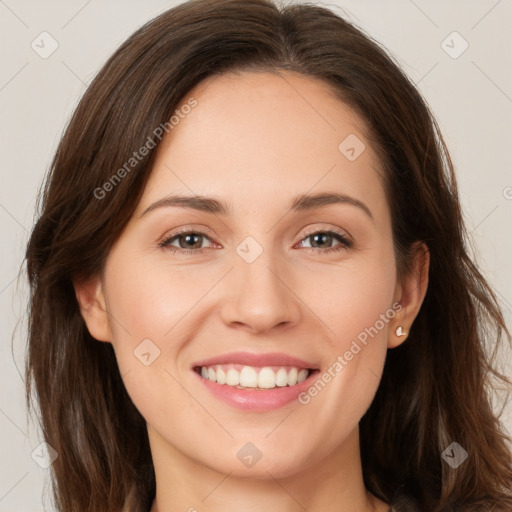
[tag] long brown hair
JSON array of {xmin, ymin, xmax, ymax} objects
[{"xmin": 24, "ymin": 0, "xmax": 512, "ymax": 510}]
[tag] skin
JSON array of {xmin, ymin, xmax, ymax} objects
[{"xmin": 75, "ymin": 70, "xmax": 429, "ymax": 512}]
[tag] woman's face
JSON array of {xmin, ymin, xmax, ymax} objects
[{"xmin": 79, "ymin": 70, "xmax": 422, "ymax": 480}]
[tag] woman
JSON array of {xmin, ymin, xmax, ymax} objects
[{"xmin": 24, "ymin": 0, "xmax": 512, "ymax": 511}]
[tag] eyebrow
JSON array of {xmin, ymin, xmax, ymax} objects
[{"xmin": 139, "ymin": 192, "xmax": 374, "ymax": 222}]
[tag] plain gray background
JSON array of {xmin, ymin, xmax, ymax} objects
[{"xmin": 1, "ymin": 0, "xmax": 511, "ymax": 510}]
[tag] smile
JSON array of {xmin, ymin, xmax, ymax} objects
[{"xmin": 194, "ymin": 364, "xmax": 312, "ymax": 390}]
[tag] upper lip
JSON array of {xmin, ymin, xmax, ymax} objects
[{"xmin": 192, "ymin": 351, "xmax": 319, "ymax": 370}]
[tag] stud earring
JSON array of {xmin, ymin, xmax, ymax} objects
[{"xmin": 395, "ymin": 326, "xmax": 406, "ymax": 337}]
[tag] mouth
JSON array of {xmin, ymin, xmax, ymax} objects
[
  {"xmin": 190, "ymin": 351, "xmax": 321, "ymax": 410},
  {"xmin": 193, "ymin": 364, "xmax": 319, "ymax": 390},
  {"xmin": 192, "ymin": 364, "xmax": 321, "ymax": 411},
  {"xmin": 191, "ymin": 351, "xmax": 320, "ymax": 389},
  {"xmin": 190, "ymin": 352, "xmax": 321, "ymax": 411}
]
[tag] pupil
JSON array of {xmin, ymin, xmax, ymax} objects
[
  {"xmin": 181, "ymin": 233, "xmax": 201, "ymax": 249},
  {"xmin": 312, "ymin": 233, "xmax": 331, "ymax": 248}
]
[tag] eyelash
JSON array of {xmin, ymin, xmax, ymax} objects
[{"xmin": 158, "ymin": 228, "xmax": 353, "ymax": 256}]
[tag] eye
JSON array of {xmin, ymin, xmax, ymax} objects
[
  {"xmin": 158, "ymin": 229, "xmax": 215, "ymax": 255},
  {"xmin": 297, "ymin": 229, "xmax": 353, "ymax": 254},
  {"xmin": 158, "ymin": 228, "xmax": 353, "ymax": 256}
]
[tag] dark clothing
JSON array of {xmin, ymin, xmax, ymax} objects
[{"xmin": 389, "ymin": 491, "xmax": 422, "ymax": 511}]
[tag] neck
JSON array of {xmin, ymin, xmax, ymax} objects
[{"xmin": 147, "ymin": 424, "xmax": 389, "ymax": 512}]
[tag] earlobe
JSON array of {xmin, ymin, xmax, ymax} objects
[
  {"xmin": 389, "ymin": 242, "xmax": 430, "ymax": 349},
  {"xmin": 73, "ymin": 274, "xmax": 112, "ymax": 342}
]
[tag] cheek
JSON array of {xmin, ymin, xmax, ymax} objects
[
  {"xmin": 297, "ymin": 250, "xmax": 396, "ymax": 420},
  {"xmin": 302, "ymin": 249, "xmax": 397, "ymax": 347},
  {"xmin": 101, "ymin": 260, "xmax": 197, "ymax": 429},
  {"xmin": 103, "ymin": 250, "xmax": 216, "ymax": 346},
  {"xmin": 100, "ymin": 250, "xmax": 228, "ymax": 413}
]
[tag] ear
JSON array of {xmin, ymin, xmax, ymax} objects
[
  {"xmin": 73, "ymin": 274, "xmax": 112, "ymax": 342},
  {"xmin": 389, "ymin": 241, "xmax": 430, "ymax": 348}
]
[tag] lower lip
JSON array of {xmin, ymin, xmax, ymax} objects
[{"xmin": 193, "ymin": 369, "xmax": 319, "ymax": 411}]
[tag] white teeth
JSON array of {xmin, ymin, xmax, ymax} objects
[
  {"xmin": 208, "ymin": 367, "xmax": 217, "ymax": 382},
  {"xmin": 216, "ymin": 367, "xmax": 226, "ymax": 385},
  {"xmin": 240, "ymin": 366, "xmax": 258, "ymax": 387},
  {"xmin": 297, "ymin": 369, "xmax": 309, "ymax": 383},
  {"xmin": 226, "ymin": 368, "xmax": 240, "ymax": 386},
  {"xmin": 198, "ymin": 365, "xmax": 311, "ymax": 389},
  {"xmin": 275, "ymin": 368, "xmax": 288, "ymax": 387},
  {"xmin": 258, "ymin": 367, "xmax": 276, "ymax": 389},
  {"xmin": 288, "ymin": 367, "xmax": 298, "ymax": 386}
]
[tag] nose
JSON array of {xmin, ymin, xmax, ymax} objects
[{"xmin": 218, "ymin": 246, "xmax": 302, "ymax": 334}]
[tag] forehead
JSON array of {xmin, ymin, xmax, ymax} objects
[{"xmin": 138, "ymin": 70, "xmax": 387, "ymax": 219}]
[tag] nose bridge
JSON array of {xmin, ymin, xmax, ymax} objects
[{"xmin": 219, "ymin": 233, "xmax": 300, "ymax": 332}]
